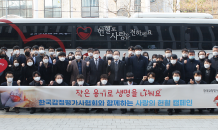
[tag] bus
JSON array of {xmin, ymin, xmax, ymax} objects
[{"xmin": 0, "ymin": 15, "xmax": 218, "ymax": 57}]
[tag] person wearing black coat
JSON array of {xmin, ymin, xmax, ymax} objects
[
  {"xmin": 122, "ymin": 46, "xmax": 135, "ymax": 73},
  {"xmin": 21, "ymin": 57, "xmax": 38, "ymax": 85},
  {"xmin": 103, "ymin": 49, "xmax": 114, "ymax": 63},
  {"xmin": 86, "ymin": 49, "xmax": 106, "ymax": 85},
  {"xmin": 163, "ymin": 54, "xmax": 185, "ymax": 81},
  {"xmin": 197, "ymin": 50, "xmax": 208, "ymax": 70},
  {"xmin": 211, "ymin": 72, "xmax": 218, "ymax": 84},
  {"xmin": 210, "ymin": 46, "xmax": 218, "ymax": 72},
  {"xmin": 9, "ymin": 58, "xmax": 22, "ymax": 83},
  {"xmin": 178, "ymin": 49, "xmax": 189, "ymax": 64},
  {"xmin": 163, "ymin": 48, "xmax": 172, "ymax": 65},
  {"xmin": 9, "ymin": 46, "xmax": 26, "ymax": 64},
  {"xmin": 147, "ymin": 55, "xmax": 166, "ymax": 83},
  {"xmin": 200, "ymin": 59, "xmax": 216, "ymax": 84},
  {"xmin": 106, "ymin": 50, "xmax": 125, "ymax": 85}
]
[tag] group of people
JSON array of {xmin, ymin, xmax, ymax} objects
[{"xmin": 1, "ymin": 44, "xmax": 218, "ymax": 115}]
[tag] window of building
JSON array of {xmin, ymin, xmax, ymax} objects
[
  {"xmin": 81, "ymin": 0, "xmax": 99, "ymax": 18},
  {"xmin": 0, "ymin": 0, "xmax": 33, "ymax": 18},
  {"xmin": 134, "ymin": 0, "xmax": 141, "ymax": 12},
  {"xmin": 44, "ymin": 0, "xmax": 62, "ymax": 18}
]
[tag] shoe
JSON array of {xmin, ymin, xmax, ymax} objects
[
  {"xmin": 168, "ymin": 111, "xmax": 173, "ymax": 115},
  {"xmin": 198, "ymin": 109, "xmax": 202, "ymax": 113},
  {"xmin": 175, "ymin": 109, "xmax": 180, "ymax": 114},
  {"xmin": 91, "ymin": 108, "xmax": 97, "ymax": 111},
  {"xmin": 96, "ymin": 108, "xmax": 103, "ymax": 113},
  {"xmin": 60, "ymin": 108, "xmax": 66, "ymax": 112},
  {"xmin": 74, "ymin": 108, "xmax": 79, "ymax": 113},
  {"xmin": 26, "ymin": 108, "xmax": 30, "ymax": 111},
  {"xmin": 144, "ymin": 109, "xmax": 149, "ymax": 113},
  {"xmin": 5, "ymin": 108, "xmax": 9, "ymax": 112},
  {"xmin": 130, "ymin": 109, "xmax": 134, "ymax": 113},
  {"xmin": 48, "ymin": 108, "xmax": 56, "ymax": 113},
  {"xmin": 190, "ymin": 109, "xmax": 194, "ymax": 114},
  {"xmin": 154, "ymin": 109, "xmax": 158, "ymax": 114},
  {"xmin": 15, "ymin": 108, "xmax": 20, "ymax": 113},
  {"xmin": 39, "ymin": 108, "xmax": 45, "ymax": 112},
  {"xmin": 85, "ymin": 109, "xmax": 89, "ymax": 113},
  {"xmin": 121, "ymin": 109, "xmax": 127, "ymax": 114},
  {"xmin": 30, "ymin": 108, "xmax": 36, "ymax": 114},
  {"xmin": 210, "ymin": 109, "xmax": 214, "ymax": 113},
  {"xmin": 108, "ymin": 109, "xmax": 112, "ymax": 113}
]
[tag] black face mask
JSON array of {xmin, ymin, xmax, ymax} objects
[
  {"xmin": 0, "ymin": 54, "xmax": 6, "ymax": 59},
  {"xmin": 25, "ymin": 51, "xmax": 30, "ymax": 56},
  {"xmin": 126, "ymin": 79, "xmax": 134, "ymax": 82},
  {"xmin": 157, "ymin": 61, "xmax": 162, "ymax": 64}
]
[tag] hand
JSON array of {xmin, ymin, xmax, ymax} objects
[
  {"xmin": 22, "ymin": 63, "xmax": 25, "ymax": 67},
  {"xmin": 104, "ymin": 54, "xmax": 106, "ymax": 57},
  {"xmin": 17, "ymin": 80, "xmax": 21, "ymax": 86},
  {"xmin": 83, "ymin": 55, "xmax": 86, "ymax": 60},
  {"xmin": 128, "ymin": 53, "xmax": 131, "ymax": 58},
  {"xmin": 180, "ymin": 57, "xmax": 183, "ymax": 61},
  {"xmin": 108, "ymin": 72, "xmax": 111, "ymax": 76},
  {"xmin": 72, "ymin": 81, "xmax": 76, "ymax": 86},
  {"xmin": 166, "ymin": 64, "xmax": 170, "ymax": 70},
  {"xmin": 165, "ymin": 77, "xmax": 169, "ymax": 81},
  {"xmin": 97, "ymin": 82, "xmax": 101, "ymax": 86},
  {"xmin": 184, "ymin": 60, "xmax": 187, "ymax": 64},
  {"xmin": 142, "ymin": 76, "xmax": 147, "ymax": 81},
  {"xmin": 123, "ymin": 53, "xmax": 126, "ymax": 57},
  {"xmin": 206, "ymin": 53, "xmax": 210, "ymax": 57},
  {"xmin": 108, "ymin": 60, "xmax": 111, "ymax": 65},
  {"xmin": 196, "ymin": 64, "xmax": 199, "ymax": 70},
  {"xmin": 39, "ymin": 61, "xmax": 43, "ymax": 67},
  {"xmin": 10, "ymin": 51, "xmax": 13, "ymax": 56},
  {"xmin": 69, "ymin": 61, "xmax": 72, "ymax": 65},
  {"xmin": 86, "ymin": 61, "xmax": 90, "ymax": 66},
  {"xmin": 153, "ymin": 63, "xmax": 156, "ymax": 68},
  {"xmin": 50, "ymin": 81, "xmax": 54, "ymax": 86},
  {"xmin": 190, "ymin": 79, "xmax": 194, "ymax": 84},
  {"xmin": 53, "ymin": 59, "xmax": 56, "ymax": 64},
  {"xmin": 8, "ymin": 65, "xmax": 12, "ymax": 67},
  {"xmin": 121, "ymin": 78, "xmax": 124, "ymax": 81},
  {"xmin": 40, "ymin": 80, "xmax": 43, "ymax": 85},
  {"xmin": 53, "ymin": 54, "xmax": 56, "ymax": 57}
]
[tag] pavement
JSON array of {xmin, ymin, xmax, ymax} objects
[{"xmin": 0, "ymin": 108, "xmax": 218, "ymax": 130}]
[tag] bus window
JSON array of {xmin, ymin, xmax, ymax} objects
[
  {"xmin": 0, "ymin": 25, "xmax": 19, "ymax": 40},
  {"xmin": 23, "ymin": 41, "xmax": 72, "ymax": 49},
  {"xmin": 200, "ymin": 26, "xmax": 212, "ymax": 41},
  {"xmin": 185, "ymin": 26, "xmax": 199, "ymax": 41},
  {"xmin": 0, "ymin": 41, "xmax": 19, "ymax": 48},
  {"xmin": 130, "ymin": 42, "xmax": 160, "ymax": 49},
  {"xmin": 211, "ymin": 26, "xmax": 218, "ymax": 41},
  {"xmin": 75, "ymin": 41, "xmax": 108, "ymax": 49}
]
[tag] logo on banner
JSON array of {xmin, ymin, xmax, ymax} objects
[
  {"xmin": 213, "ymin": 95, "xmax": 218, "ymax": 106},
  {"xmin": 0, "ymin": 59, "xmax": 8, "ymax": 73},
  {"xmin": 77, "ymin": 27, "xmax": 92, "ymax": 40}
]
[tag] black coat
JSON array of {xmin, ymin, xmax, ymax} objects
[
  {"xmin": 120, "ymin": 81, "xmax": 137, "ymax": 85},
  {"xmin": 1, "ymin": 81, "xmax": 18, "ymax": 86},
  {"xmin": 147, "ymin": 61, "xmax": 165, "ymax": 83},
  {"xmin": 74, "ymin": 82, "xmax": 89, "ymax": 86},
  {"xmin": 122, "ymin": 57, "xmax": 132, "ymax": 74},
  {"xmin": 188, "ymin": 79, "xmax": 207, "ymax": 84},
  {"xmin": 163, "ymin": 62, "xmax": 185, "ymax": 80},
  {"xmin": 139, "ymin": 80, "xmax": 159, "ymax": 85},
  {"xmin": 210, "ymin": 56, "xmax": 218, "ymax": 72},
  {"xmin": 163, "ymin": 57, "xmax": 170, "ymax": 65},
  {"xmin": 87, "ymin": 59, "xmax": 106, "ymax": 85},
  {"xmin": 178, "ymin": 56, "xmax": 189, "ymax": 64},
  {"xmin": 162, "ymin": 79, "xmax": 186, "ymax": 85},
  {"xmin": 9, "ymin": 54, "xmax": 26, "ymax": 64},
  {"xmin": 200, "ymin": 67, "xmax": 216, "ymax": 84},
  {"xmin": 53, "ymin": 60, "xmax": 71, "ymax": 84},
  {"xmin": 184, "ymin": 59, "xmax": 200, "ymax": 82},
  {"xmin": 211, "ymin": 80, "xmax": 218, "ymax": 84},
  {"xmin": 106, "ymin": 60, "xmax": 125, "ymax": 84},
  {"xmin": 39, "ymin": 63, "xmax": 53, "ymax": 84},
  {"xmin": 51, "ymin": 81, "xmax": 68, "ymax": 86},
  {"xmin": 29, "ymin": 80, "xmax": 46, "ymax": 86},
  {"xmin": 21, "ymin": 65, "xmax": 38, "ymax": 85},
  {"xmin": 9, "ymin": 66, "xmax": 22, "ymax": 82}
]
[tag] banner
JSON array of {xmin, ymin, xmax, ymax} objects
[{"xmin": 1, "ymin": 85, "xmax": 218, "ymax": 108}]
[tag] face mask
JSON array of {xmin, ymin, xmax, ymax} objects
[
  {"xmin": 14, "ymin": 63, "xmax": 19, "ymax": 67},
  {"xmin": 93, "ymin": 54, "xmax": 99, "ymax": 59},
  {"xmin": 171, "ymin": 60, "xmax": 177, "ymax": 64},
  {"xmin": 195, "ymin": 76, "xmax": 201, "ymax": 81},
  {"xmin": 14, "ymin": 50, "xmax": 20, "ymax": 55},
  {"xmin": 189, "ymin": 56, "xmax": 195, "ymax": 60},
  {"xmin": 27, "ymin": 62, "xmax": 33, "ymax": 66},
  {"xmin": 216, "ymin": 78, "xmax": 218, "ymax": 82},
  {"xmin": 34, "ymin": 77, "xmax": 41, "ymax": 81},
  {"xmin": 152, "ymin": 59, "xmax": 156, "ymax": 61},
  {"xmin": 113, "ymin": 55, "xmax": 119, "ymax": 60},
  {"xmin": 43, "ymin": 59, "xmax": 48, "ymax": 63},
  {"xmin": 126, "ymin": 79, "xmax": 133, "ymax": 82},
  {"xmin": 148, "ymin": 78, "xmax": 154, "ymax": 83},
  {"xmin": 101, "ymin": 80, "xmax": 107, "ymax": 85},
  {"xmin": 59, "ymin": 57, "xmax": 65, "ymax": 61},
  {"xmin": 49, "ymin": 52, "xmax": 54, "ymax": 56},
  {"xmin": 173, "ymin": 77, "xmax": 180, "ymax": 82},
  {"xmin": 88, "ymin": 53, "xmax": 93, "ymax": 57},
  {"xmin": 7, "ymin": 78, "xmax": 13, "ymax": 83},
  {"xmin": 135, "ymin": 51, "xmax": 141, "ymax": 55},
  {"xmin": 34, "ymin": 51, "xmax": 39, "ymax": 54},
  {"xmin": 56, "ymin": 79, "xmax": 63, "ymax": 84},
  {"xmin": 165, "ymin": 53, "xmax": 171, "ymax": 58},
  {"xmin": 213, "ymin": 52, "xmax": 218, "ymax": 56},
  {"xmin": 199, "ymin": 55, "xmax": 205, "ymax": 59},
  {"xmin": 69, "ymin": 56, "xmax": 73, "ymax": 59},
  {"xmin": 78, "ymin": 81, "xmax": 84, "ymax": 86},
  {"xmin": 107, "ymin": 54, "xmax": 112, "ymax": 58},
  {"xmin": 75, "ymin": 55, "xmax": 81, "ymax": 60},
  {"xmin": 182, "ymin": 53, "xmax": 188, "ymax": 57},
  {"xmin": 204, "ymin": 64, "xmax": 210, "ymax": 68},
  {"xmin": 25, "ymin": 51, "xmax": 30, "ymax": 56},
  {"xmin": 157, "ymin": 61, "xmax": 162, "ymax": 64},
  {"xmin": 39, "ymin": 50, "xmax": 45, "ymax": 54}
]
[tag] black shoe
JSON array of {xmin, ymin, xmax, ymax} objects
[
  {"xmin": 30, "ymin": 108, "xmax": 36, "ymax": 114},
  {"xmin": 144, "ymin": 109, "xmax": 149, "ymax": 113},
  {"xmin": 130, "ymin": 109, "xmax": 134, "ymax": 113},
  {"xmin": 48, "ymin": 108, "xmax": 56, "ymax": 113},
  {"xmin": 168, "ymin": 111, "xmax": 173, "ymax": 115},
  {"xmin": 4, "ymin": 108, "xmax": 9, "ymax": 112},
  {"xmin": 74, "ymin": 108, "xmax": 79, "ymax": 113},
  {"xmin": 85, "ymin": 109, "xmax": 89, "ymax": 113},
  {"xmin": 91, "ymin": 108, "xmax": 97, "ymax": 111},
  {"xmin": 154, "ymin": 109, "xmax": 158, "ymax": 114},
  {"xmin": 210, "ymin": 109, "xmax": 214, "ymax": 113},
  {"xmin": 199, "ymin": 109, "xmax": 203, "ymax": 113},
  {"xmin": 121, "ymin": 109, "xmax": 127, "ymax": 114},
  {"xmin": 60, "ymin": 108, "xmax": 66, "ymax": 112},
  {"xmin": 26, "ymin": 108, "xmax": 30, "ymax": 111},
  {"xmin": 15, "ymin": 108, "xmax": 19, "ymax": 113},
  {"xmin": 190, "ymin": 109, "xmax": 194, "ymax": 114},
  {"xmin": 108, "ymin": 109, "xmax": 112, "ymax": 113},
  {"xmin": 175, "ymin": 109, "xmax": 180, "ymax": 114},
  {"xmin": 96, "ymin": 108, "xmax": 103, "ymax": 113},
  {"xmin": 39, "ymin": 108, "xmax": 45, "ymax": 112}
]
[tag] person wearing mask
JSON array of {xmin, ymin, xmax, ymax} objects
[
  {"xmin": 56, "ymin": 48, "xmax": 63, "ymax": 58},
  {"xmin": 86, "ymin": 49, "xmax": 106, "ymax": 86},
  {"xmin": 8, "ymin": 58, "xmax": 22, "ymax": 84},
  {"xmin": 73, "ymin": 74, "xmax": 90, "ymax": 113},
  {"xmin": 24, "ymin": 46, "xmax": 31, "ymax": 59},
  {"xmin": 127, "ymin": 45, "xmax": 148, "ymax": 84},
  {"xmin": 84, "ymin": 48, "xmax": 94, "ymax": 61},
  {"xmin": 1, "ymin": 47, "xmax": 9, "ymax": 61},
  {"xmin": 163, "ymin": 48, "xmax": 172, "ymax": 65},
  {"xmin": 210, "ymin": 46, "xmax": 218, "ymax": 72},
  {"xmin": 48, "ymin": 74, "xmax": 68, "ymax": 113},
  {"xmin": 106, "ymin": 50, "xmax": 125, "ymax": 85},
  {"xmin": 143, "ymin": 52, "xmax": 149, "ymax": 60},
  {"xmin": 184, "ymin": 50, "xmax": 200, "ymax": 83},
  {"xmin": 31, "ymin": 45, "xmax": 39, "ymax": 57},
  {"xmin": 163, "ymin": 70, "xmax": 186, "ymax": 115},
  {"xmin": 48, "ymin": 46, "xmax": 56, "ymax": 63},
  {"xmin": 200, "ymin": 59, "xmax": 216, "ymax": 84},
  {"xmin": 33, "ymin": 45, "xmax": 46, "ymax": 67},
  {"xmin": 188, "ymin": 70, "xmax": 207, "ymax": 114},
  {"xmin": 122, "ymin": 46, "xmax": 135, "ymax": 73},
  {"xmin": 67, "ymin": 50, "xmax": 88, "ymax": 85},
  {"xmin": 151, "ymin": 54, "xmax": 157, "ymax": 62},
  {"xmin": 68, "ymin": 52, "xmax": 75, "ymax": 61},
  {"xmin": 179, "ymin": 48, "xmax": 189, "ymax": 63},
  {"xmin": 29, "ymin": 71, "xmax": 46, "ymax": 114},
  {"xmin": 76, "ymin": 46, "xmax": 83, "ymax": 59},
  {"xmin": 198, "ymin": 50, "xmax": 209, "ymax": 70},
  {"xmin": 1, "ymin": 71, "xmax": 21, "ymax": 113},
  {"xmin": 103, "ymin": 49, "xmax": 114, "ymax": 62},
  {"xmin": 21, "ymin": 58, "xmax": 38, "ymax": 85},
  {"xmin": 211, "ymin": 72, "xmax": 218, "ymax": 84},
  {"xmin": 38, "ymin": 55, "xmax": 53, "ymax": 85},
  {"xmin": 163, "ymin": 54, "xmax": 185, "ymax": 81},
  {"xmin": 120, "ymin": 72, "xmax": 137, "ymax": 114},
  {"xmin": 9, "ymin": 45, "xmax": 26, "ymax": 64},
  {"xmin": 53, "ymin": 52, "xmax": 70, "ymax": 84},
  {"xmin": 147, "ymin": 55, "xmax": 166, "ymax": 84}
]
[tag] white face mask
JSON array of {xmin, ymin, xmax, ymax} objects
[
  {"xmin": 171, "ymin": 60, "xmax": 177, "ymax": 64},
  {"xmin": 182, "ymin": 53, "xmax": 188, "ymax": 57},
  {"xmin": 113, "ymin": 55, "xmax": 119, "ymax": 60},
  {"xmin": 204, "ymin": 64, "xmax": 210, "ymax": 68},
  {"xmin": 39, "ymin": 50, "xmax": 45, "ymax": 54},
  {"xmin": 213, "ymin": 52, "xmax": 218, "ymax": 56},
  {"xmin": 14, "ymin": 63, "xmax": 19, "ymax": 67},
  {"xmin": 195, "ymin": 76, "xmax": 201, "ymax": 81},
  {"xmin": 135, "ymin": 51, "xmax": 141, "ymax": 55},
  {"xmin": 88, "ymin": 53, "xmax": 93, "ymax": 57},
  {"xmin": 49, "ymin": 52, "xmax": 54, "ymax": 56},
  {"xmin": 101, "ymin": 80, "xmax": 107, "ymax": 85},
  {"xmin": 216, "ymin": 78, "xmax": 218, "ymax": 82},
  {"xmin": 43, "ymin": 59, "xmax": 48, "ymax": 63},
  {"xmin": 128, "ymin": 51, "xmax": 134, "ymax": 55},
  {"xmin": 34, "ymin": 77, "xmax": 41, "ymax": 81},
  {"xmin": 33, "ymin": 51, "xmax": 39, "ymax": 54},
  {"xmin": 56, "ymin": 79, "xmax": 63, "ymax": 84},
  {"xmin": 152, "ymin": 58, "xmax": 156, "ymax": 61},
  {"xmin": 68, "ymin": 56, "xmax": 73, "ymax": 59},
  {"xmin": 165, "ymin": 53, "xmax": 171, "ymax": 58},
  {"xmin": 107, "ymin": 54, "xmax": 113, "ymax": 58},
  {"xmin": 59, "ymin": 57, "xmax": 65, "ymax": 61},
  {"xmin": 78, "ymin": 81, "xmax": 84, "ymax": 86},
  {"xmin": 199, "ymin": 55, "xmax": 205, "ymax": 59},
  {"xmin": 75, "ymin": 55, "xmax": 81, "ymax": 60},
  {"xmin": 93, "ymin": 54, "xmax": 99, "ymax": 59},
  {"xmin": 27, "ymin": 62, "xmax": 33, "ymax": 66},
  {"xmin": 14, "ymin": 50, "xmax": 20, "ymax": 55},
  {"xmin": 148, "ymin": 78, "xmax": 154, "ymax": 83},
  {"xmin": 7, "ymin": 78, "xmax": 13, "ymax": 83}
]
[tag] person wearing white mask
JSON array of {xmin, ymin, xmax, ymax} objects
[
  {"xmin": 9, "ymin": 59, "xmax": 22, "ymax": 83},
  {"xmin": 29, "ymin": 71, "xmax": 46, "ymax": 114},
  {"xmin": 68, "ymin": 52, "xmax": 75, "ymax": 61},
  {"xmin": 67, "ymin": 51, "xmax": 88, "ymax": 85},
  {"xmin": 48, "ymin": 46, "xmax": 56, "ymax": 63},
  {"xmin": 86, "ymin": 48, "xmax": 106, "ymax": 86},
  {"xmin": 163, "ymin": 48, "xmax": 172, "ymax": 65},
  {"xmin": 140, "ymin": 72, "xmax": 159, "ymax": 85},
  {"xmin": 200, "ymin": 59, "xmax": 216, "ymax": 84},
  {"xmin": 122, "ymin": 46, "xmax": 135, "ymax": 73},
  {"xmin": 103, "ymin": 49, "xmax": 114, "ymax": 62},
  {"xmin": 9, "ymin": 45, "xmax": 26, "ymax": 65},
  {"xmin": 211, "ymin": 72, "xmax": 218, "ymax": 84},
  {"xmin": 56, "ymin": 47, "xmax": 63, "ymax": 59},
  {"xmin": 198, "ymin": 50, "xmax": 209, "ymax": 70},
  {"xmin": 210, "ymin": 46, "xmax": 218, "ymax": 72},
  {"xmin": 31, "ymin": 45, "xmax": 39, "ymax": 57},
  {"xmin": 179, "ymin": 48, "xmax": 189, "ymax": 63},
  {"xmin": 84, "ymin": 48, "xmax": 94, "ymax": 61},
  {"xmin": 39, "ymin": 55, "xmax": 53, "ymax": 85},
  {"xmin": 21, "ymin": 58, "xmax": 37, "ymax": 85},
  {"xmin": 106, "ymin": 50, "xmax": 125, "ymax": 85},
  {"xmin": 33, "ymin": 45, "xmax": 46, "ymax": 67}
]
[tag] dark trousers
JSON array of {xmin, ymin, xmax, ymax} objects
[
  {"xmin": 113, "ymin": 81, "xmax": 120, "ymax": 85},
  {"xmin": 133, "ymin": 79, "xmax": 141, "ymax": 85}
]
